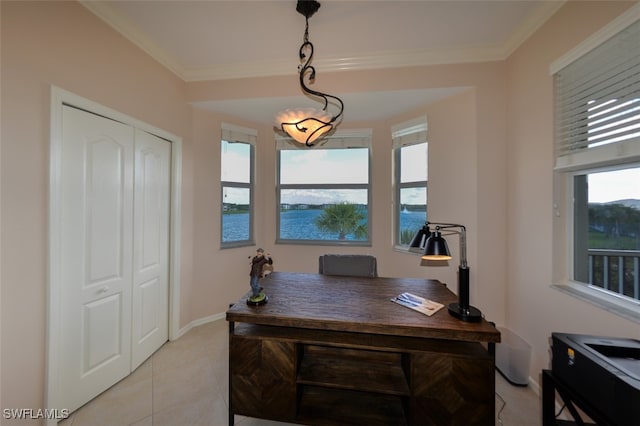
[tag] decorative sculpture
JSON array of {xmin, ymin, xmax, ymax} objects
[{"xmin": 247, "ymin": 248, "xmax": 273, "ymax": 306}]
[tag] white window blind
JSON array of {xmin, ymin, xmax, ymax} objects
[
  {"xmin": 391, "ymin": 117, "xmax": 427, "ymax": 149},
  {"xmin": 553, "ymin": 16, "xmax": 640, "ymax": 171},
  {"xmin": 222, "ymin": 122, "xmax": 257, "ymax": 145},
  {"xmin": 276, "ymin": 128, "xmax": 372, "ymax": 150}
]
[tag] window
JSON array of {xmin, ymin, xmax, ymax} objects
[
  {"xmin": 276, "ymin": 130, "xmax": 372, "ymax": 245},
  {"xmin": 221, "ymin": 123, "xmax": 256, "ymax": 248},
  {"xmin": 392, "ymin": 118, "xmax": 428, "ymax": 248},
  {"xmin": 552, "ymin": 12, "xmax": 640, "ymax": 315},
  {"xmin": 573, "ymin": 168, "xmax": 640, "ymax": 300}
]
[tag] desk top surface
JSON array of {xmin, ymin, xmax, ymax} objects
[{"xmin": 226, "ymin": 272, "xmax": 500, "ymax": 343}]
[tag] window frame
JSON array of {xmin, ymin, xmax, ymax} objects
[
  {"xmin": 559, "ymin": 166, "xmax": 640, "ymax": 318},
  {"xmin": 275, "ymin": 130, "xmax": 373, "ymax": 246},
  {"xmin": 551, "ymin": 6, "xmax": 640, "ymax": 322},
  {"xmin": 220, "ymin": 123, "xmax": 256, "ymax": 249},
  {"xmin": 392, "ymin": 118, "xmax": 428, "ymax": 251}
]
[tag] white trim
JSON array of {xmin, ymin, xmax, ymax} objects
[
  {"xmin": 46, "ymin": 86, "xmax": 183, "ymax": 421},
  {"xmin": 275, "ymin": 128, "xmax": 372, "ymax": 150},
  {"xmin": 221, "ymin": 122, "xmax": 257, "ymax": 137},
  {"xmin": 555, "ymin": 169, "xmax": 640, "ymax": 324},
  {"xmin": 221, "ymin": 122, "xmax": 258, "ymax": 145},
  {"xmin": 554, "ymin": 138, "xmax": 640, "ymax": 172},
  {"xmin": 46, "ymin": 87, "xmax": 64, "ymax": 426},
  {"xmin": 168, "ymin": 137, "xmax": 182, "ymax": 342},
  {"xmin": 552, "ymin": 281, "xmax": 640, "ymax": 324},
  {"xmin": 183, "ymin": 46, "xmax": 508, "ymax": 81},
  {"xmin": 550, "ymin": 2, "xmax": 640, "ymax": 75},
  {"xmin": 391, "ymin": 116, "xmax": 428, "ymax": 137},
  {"xmin": 174, "ymin": 312, "xmax": 227, "ymax": 341},
  {"xmin": 391, "ymin": 116, "xmax": 428, "ymax": 149}
]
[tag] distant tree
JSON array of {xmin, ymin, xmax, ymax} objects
[
  {"xmin": 589, "ymin": 203, "xmax": 640, "ymax": 247},
  {"xmin": 315, "ymin": 203, "xmax": 367, "ymax": 240},
  {"xmin": 400, "ymin": 228, "xmax": 416, "ymax": 245}
]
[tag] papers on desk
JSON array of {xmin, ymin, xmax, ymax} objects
[{"xmin": 391, "ymin": 292, "xmax": 444, "ymax": 316}]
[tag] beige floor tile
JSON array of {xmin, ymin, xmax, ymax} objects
[
  {"xmin": 153, "ymin": 355, "xmax": 218, "ymax": 412},
  {"xmin": 496, "ymin": 372, "xmax": 541, "ymax": 426},
  {"xmin": 152, "ymin": 390, "xmax": 227, "ymax": 426},
  {"xmin": 130, "ymin": 416, "xmax": 153, "ymax": 426},
  {"xmin": 68, "ymin": 372, "xmax": 152, "ymax": 426}
]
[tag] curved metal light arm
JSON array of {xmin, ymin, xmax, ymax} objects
[
  {"xmin": 298, "ymin": 17, "xmax": 344, "ymax": 125},
  {"xmin": 427, "ymin": 221, "xmax": 467, "ymax": 268}
]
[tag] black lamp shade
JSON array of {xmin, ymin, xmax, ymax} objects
[
  {"xmin": 422, "ymin": 231, "xmax": 452, "ymax": 260},
  {"xmin": 409, "ymin": 224, "xmax": 429, "ymax": 250}
]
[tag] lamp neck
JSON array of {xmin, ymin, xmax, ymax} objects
[{"xmin": 459, "ymin": 226, "xmax": 467, "ymax": 268}]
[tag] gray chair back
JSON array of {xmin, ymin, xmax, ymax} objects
[{"xmin": 318, "ymin": 254, "xmax": 378, "ymax": 278}]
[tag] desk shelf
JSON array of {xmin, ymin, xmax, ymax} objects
[{"xmin": 297, "ymin": 345, "xmax": 410, "ymax": 396}]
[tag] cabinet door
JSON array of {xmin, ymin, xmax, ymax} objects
[
  {"xmin": 229, "ymin": 336, "xmax": 297, "ymax": 420},
  {"xmin": 410, "ymin": 350, "xmax": 494, "ymax": 425}
]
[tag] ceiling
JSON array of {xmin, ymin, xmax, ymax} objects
[{"xmin": 82, "ymin": 0, "xmax": 564, "ymax": 125}]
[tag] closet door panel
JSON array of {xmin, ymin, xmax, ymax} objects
[
  {"xmin": 131, "ymin": 129, "xmax": 171, "ymax": 369},
  {"xmin": 59, "ymin": 105, "xmax": 134, "ymax": 413}
]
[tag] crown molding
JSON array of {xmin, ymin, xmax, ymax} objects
[
  {"xmin": 181, "ymin": 46, "xmax": 507, "ymax": 82},
  {"xmin": 81, "ymin": 0, "xmax": 564, "ymax": 83}
]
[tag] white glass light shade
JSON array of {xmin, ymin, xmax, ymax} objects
[{"xmin": 275, "ymin": 107, "xmax": 333, "ymax": 145}]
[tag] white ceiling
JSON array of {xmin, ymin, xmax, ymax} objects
[{"xmin": 82, "ymin": 0, "xmax": 564, "ymax": 125}]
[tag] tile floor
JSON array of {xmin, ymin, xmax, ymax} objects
[{"xmin": 60, "ymin": 319, "xmax": 542, "ymax": 426}]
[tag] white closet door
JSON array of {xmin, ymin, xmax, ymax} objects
[
  {"xmin": 59, "ymin": 106, "xmax": 134, "ymax": 412},
  {"xmin": 131, "ymin": 129, "xmax": 170, "ymax": 369}
]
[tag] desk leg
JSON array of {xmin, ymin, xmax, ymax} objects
[{"xmin": 542, "ymin": 370, "xmax": 556, "ymax": 426}]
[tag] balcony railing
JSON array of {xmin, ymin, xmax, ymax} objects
[{"xmin": 588, "ymin": 249, "xmax": 640, "ymax": 301}]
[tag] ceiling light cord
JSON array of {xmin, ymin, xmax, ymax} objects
[{"xmin": 275, "ymin": 0, "xmax": 345, "ymax": 147}]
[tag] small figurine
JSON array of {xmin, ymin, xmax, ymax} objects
[{"xmin": 247, "ymin": 248, "xmax": 273, "ymax": 306}]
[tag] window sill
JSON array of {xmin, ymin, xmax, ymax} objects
[
  {"xmin": 221, "ymin": 240, "xmax": 255, "ymax": 250},
  {"xmin": 551, "ymin": 281, "xmax": 640, "ymax": 324},
  {"xmin": 275, "ymin": 239, "xmax": 371, "ymax": 247}
]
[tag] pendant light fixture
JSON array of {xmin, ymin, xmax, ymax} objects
[{"xmin": 275, "ymin": 0, "xmax": 344, "ymax": 147}]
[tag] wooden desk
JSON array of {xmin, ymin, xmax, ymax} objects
[{"xmin": 226, "ymin": 272, "xmax": 500, "ymax": 426}]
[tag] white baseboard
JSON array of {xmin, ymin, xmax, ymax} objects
[{"xmin": 173, "ymin": 311, "xmax": 226, "ymax": 340}]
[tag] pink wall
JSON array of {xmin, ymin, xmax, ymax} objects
[
  {"xmin": 505, "ymin": 0, "xmax": 639, "ymax": 384},
  {"xmin": 0, "ymin": 2, "xmax": 194, "ymax": 421}
]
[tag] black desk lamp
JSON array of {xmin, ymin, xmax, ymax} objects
[{"xmin": 415, "ymin": 221, "xmax": 482, "ymax": 322}]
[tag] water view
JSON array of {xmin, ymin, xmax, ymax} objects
[{"xmin": 222, "ymin": 209, "xmax": 426, "ymax": 242}]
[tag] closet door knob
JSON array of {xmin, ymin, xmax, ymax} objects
[{"xmin": 98, "ymin": 286, "xmax": 109, "ymax": 294}]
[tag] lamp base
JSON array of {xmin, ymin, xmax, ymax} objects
[
  {"xmin": 448, "ymin": 303, "xmax": 482, "ymax": 322},
  {"xmin": 247, "ymin": 293, "xmax": 268, "ymax": 306}
]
